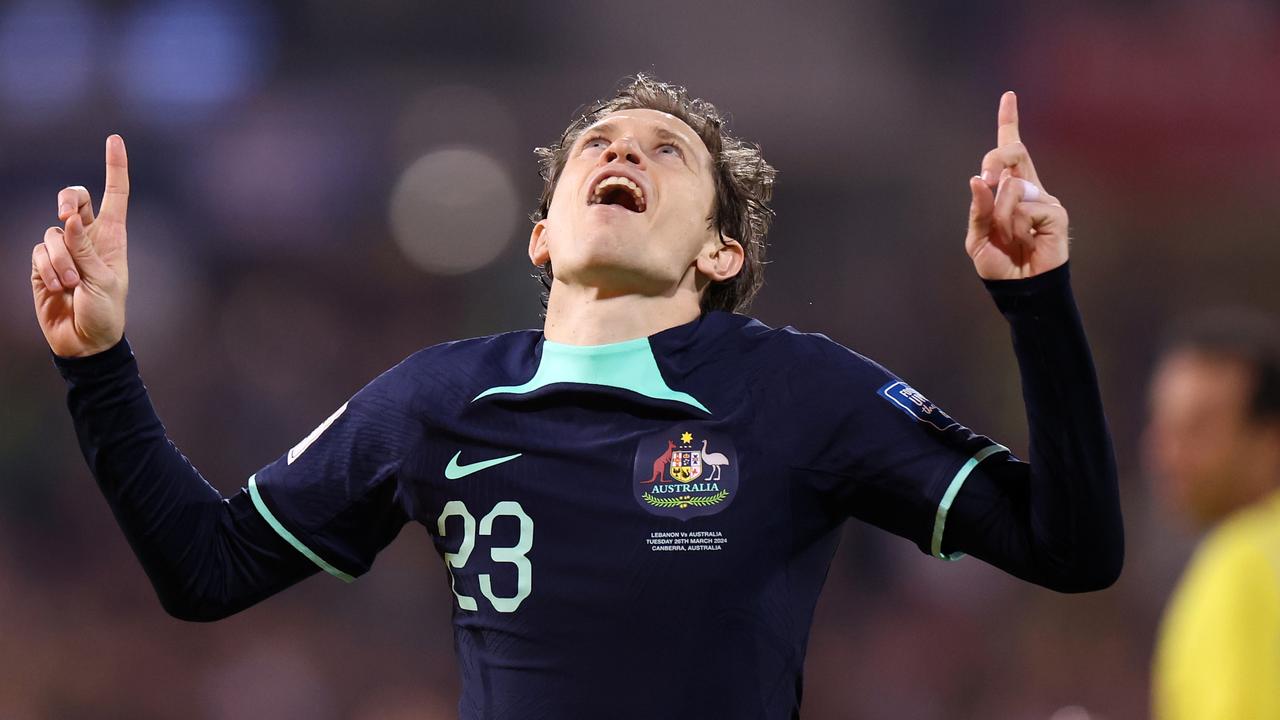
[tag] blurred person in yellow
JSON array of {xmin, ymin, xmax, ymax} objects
[{"xmin": 1147, "ymin": 310, "xmax": 1280, "ymax": 720}]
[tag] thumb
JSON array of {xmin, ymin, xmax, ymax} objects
[{"xmin": 64, "ymin": 214, "xmax": 110, "ymax": 279}]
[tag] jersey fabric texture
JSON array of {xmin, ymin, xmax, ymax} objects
[
  {"xmin": 248, "ymin": 309, "xmax": 1001, "ymax": 717},
  {"xmin": 54, "ymin": 262, "xmax": 1123, "ymax": 720},
  {"xmin": 1154, "ymin": 489, "xmax": 1280, "ymax": 720}
]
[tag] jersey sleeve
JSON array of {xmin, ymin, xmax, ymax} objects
[
  {"xmin": 248, "ymin": 359, "xmax": 424, "ymax": 582},
  {"xmin": 781, "ymin": 331, "xmax": 1009, "ymax": 557}
]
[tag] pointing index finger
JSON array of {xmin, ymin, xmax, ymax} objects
[
  {"xmin": 100, "ymin": 134, "xmax": 129, "ymax": 223},
  {"xmin": 997, "ymin": 91, "xmax": 1020, "ymax": 147}
]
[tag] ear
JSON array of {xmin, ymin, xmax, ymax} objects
[
  {"xmin": 695, "ymin": 235, "xmax": 745, "ymax": 282},
  {"xmin": 528, "ymin": 219, "xmax": 551, "ymax": 266}
]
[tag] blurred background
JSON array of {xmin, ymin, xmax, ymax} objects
[{"xmin": 2, "ymin": 0, "xmax": 1278, "ymax": 717}]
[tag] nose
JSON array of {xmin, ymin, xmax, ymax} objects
[{"xmin": 602, "ymin": 137, "xmax": 645, "ymax": 167}]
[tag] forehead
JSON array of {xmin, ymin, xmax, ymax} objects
[
  {"xmin": 581, "ymin": 109, "xmax": 710, "ymax": 156},
  {"xmin": 1151, "ymin": 350, "xmax": 1254, "ymax": 413}
]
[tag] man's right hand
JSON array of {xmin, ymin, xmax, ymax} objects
[{"xmin": 31, "ymin": 135, "xmax": 130, "ymax": 358}]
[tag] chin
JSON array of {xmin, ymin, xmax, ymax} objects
[
  {"xmin": 567, "ymin": 262, "xmax": 649, "ymax": 290},
  {"xmin": 561, "ymin": 228, "xmax": 636, "ymax": 266},
  {"xmin": 556, "ymin": 256, "xmax": 669, "ymax": 297}
]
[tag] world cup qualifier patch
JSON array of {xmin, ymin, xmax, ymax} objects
[
  {"xmin": 633, "ymin": 426, "xmax": 738, "ymax": 520},
  {"xmin": 878, "ymin": 380, "xmax": 960, "ymax": 432}
]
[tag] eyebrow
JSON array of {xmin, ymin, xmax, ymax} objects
[{"xmin": 653, "ymin": 127, "xmax": 692, "ymax": 148}]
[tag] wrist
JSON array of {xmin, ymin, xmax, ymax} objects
[
  {"xmin": 52, "ymin": 336, "xmax": 135, "ymax": 380},
  {"xmin": 983, "ymin": 261, "xmax": 1074, "ymax": 317}
]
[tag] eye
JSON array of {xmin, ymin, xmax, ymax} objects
[
  {"xmin": 580, "ymin": 135, "xmax": 609, "ymax": 152},
  {"xmin": 657, "ymin": 143, "xmax": 683, "ymax": 158}
]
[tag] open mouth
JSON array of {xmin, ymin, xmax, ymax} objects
[{"xmin": 588, "ymin": 175, "xmax": 647, "ymax": 213}]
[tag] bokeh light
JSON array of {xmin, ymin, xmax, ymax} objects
[
  {"xmin": 388, "ymin": 148, "xmax": 520, "ymax": 276},
  {"xmin": 0, "ymin": 0, "xmax": 96, "ymax": 123},
  {"xmin": 117, "ymin": 0, "xmax": 274, "ymax": 119}
]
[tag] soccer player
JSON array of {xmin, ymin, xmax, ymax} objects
[
  {"xmin": 1147, "ymin": 312, "xmax": 1280, "ymax": 719},
  {"xmin": 33, "ymin": 76, "xmax": 1122, "ymax": 718}
]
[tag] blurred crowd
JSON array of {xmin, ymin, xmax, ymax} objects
[{"xmin": 4, "ymin": 0, "xmax": 1280, "ymax": 717}]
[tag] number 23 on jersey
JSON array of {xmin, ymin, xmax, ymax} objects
[{"xmin": 437, "ymin": 500, "xmax": 534, "ymax": 613}]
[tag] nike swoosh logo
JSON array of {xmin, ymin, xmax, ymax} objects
[{"xmin": 444, "ymin": 451, "xmax": 522, "ymax": 479}]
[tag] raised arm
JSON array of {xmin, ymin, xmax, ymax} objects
[
  {"xmin": 35, "ymin": 138, "xmax": 318, "ymax": 620},
  {"xmin": 941, "ymin": 93, "xmax": 1123, "ymax": 591}
]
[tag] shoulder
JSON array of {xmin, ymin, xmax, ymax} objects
[
  {"xmin": 394, "ymin": 328, "xmax": 541, "ymax": 370},
  {"xmin": 362, "ymin": 329, "xmax": 543, "ymax": 410},
  {"xmin": 694, "ymin": 315, "xmax": 916, "ymax": 430},
  {"xmin": 718, "ymin": 313, "xmax": 894, "ymax": 385},
  {"xmin": 406, "ymin": 328, "xmax": 541, "ymax": 361},
  {"xmin": 706, "ymin": 312, "xmax": 873, "ymax": 362},
  {"xmin": 1185, "ymin": 501, "xmax": 1280, "ymax": 604},
  {"xmin": 1157, "ymin": 512, "xmax": 1280, "ymax": 719}
]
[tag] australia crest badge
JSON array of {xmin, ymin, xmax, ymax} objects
[{"xmin": 632, "ymin": 426, "xmax": 738, "ymax": 520}]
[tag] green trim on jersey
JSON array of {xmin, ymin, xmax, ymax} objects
[
  {"xmin": 249, "ymin": 474, "xmax": 356, "ymax": 583},
  {"xmin": 931, "ymin": 443, "xmax": 1009, "ymax": 561},
  {"xmin": 473, "ymin": 336, "xmax": 711, "ymax": 413}
]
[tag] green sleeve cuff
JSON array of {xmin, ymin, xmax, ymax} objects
[{"xmin": 931, "ymin": 443, "xmax": 1009, "ymax": 561}]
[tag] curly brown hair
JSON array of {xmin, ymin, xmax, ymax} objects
[{"xmin": 531, "ymin": 74, "xmax": 777, "ymax": 314}]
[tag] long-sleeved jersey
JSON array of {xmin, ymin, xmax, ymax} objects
[{"xmin": 55, "ymin": 263, "xmax": 1123, "ymax": 719}]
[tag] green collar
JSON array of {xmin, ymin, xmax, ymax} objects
[{"xmin": 473, "ymin": 336, "xmax": 710, "ymax": 413}]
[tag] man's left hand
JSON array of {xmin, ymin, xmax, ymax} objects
[{"xmin": 965, "ymin": 92, "xmax": 1069, "ymax": 280}]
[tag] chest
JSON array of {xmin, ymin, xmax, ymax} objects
[{"xmin": 402, "ymin": 396, "xmax": 804, "ymax": 615}]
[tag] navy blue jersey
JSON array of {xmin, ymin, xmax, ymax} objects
[
  {"xmin": 248, "ymin": 311, "xmax": 1005, "ymax": 718},
  {"xmin": 56, "ymin": 263, "xmax": 1123, "ymax": 719}
]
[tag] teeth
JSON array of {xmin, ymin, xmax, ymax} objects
[{"xmin": 591, "ymin": 175, "xmax": 646, "ymax": 210}]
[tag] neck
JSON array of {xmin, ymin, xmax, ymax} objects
[
  {"xmin": 1231, "ymin": 470, "xmax": 1280, "ymax": 518},
  {"xmin": 542, "ymin": 279, "xmax": 703, "ymax": 346},
  {"xmin": 1196, "ymin": 455, "xmax": 1280, "ymax": 531}
]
